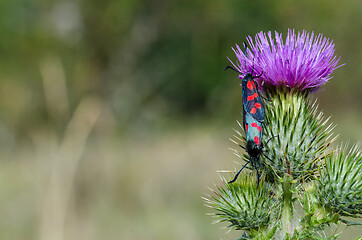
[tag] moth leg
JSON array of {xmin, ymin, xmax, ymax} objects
[
  {"xmin": 261, "ymin": 152, "xmax": 274, "ymax": 163},
  {"xmin": 253, "ymin": 71, "xmax": 263, "ymax": 79},
  {"xmin": 263, "ymin": 134, "xmax": 279, "ymax": 147},
  {"xmin": 238, "ymin": 144, "xmax": 245, "ymax": 150},
  {"xmin": 252, "ymin": 160, "xmax": 260, "ymax": 186},
  {"xmin": 228, "ymin": 160, "xmax": 251, "ymax": 184}
]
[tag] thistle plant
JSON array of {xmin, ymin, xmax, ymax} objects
[{"xmin": 205, "ymin": 30, "xmax": 362, "ymax": 239}]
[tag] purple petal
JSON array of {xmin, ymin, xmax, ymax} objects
[{"xmin": 228, "ymin": 29, "xmax": 344, "ymax": 91}]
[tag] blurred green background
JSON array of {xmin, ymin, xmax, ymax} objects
[{"xmin": 0, "ymin": 0, "xmax": 361, "ymax": 239}]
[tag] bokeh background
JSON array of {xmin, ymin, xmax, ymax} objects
[{"xmin": 0, "ymin": 0, "xmax": 361, "ymax": 239}]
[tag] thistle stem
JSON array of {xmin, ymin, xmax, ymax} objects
[{"xmin": 280, "ymin": 174, "xmax": 294, "ymax": 238}]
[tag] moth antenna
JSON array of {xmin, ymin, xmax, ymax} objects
[{"xmin": 224, "ymin": 66, "xmax": 242, "ymax": 74}]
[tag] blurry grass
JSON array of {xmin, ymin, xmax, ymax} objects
[{"xmin": 0, "ymin": 118, "xmax": 237, "ymax": 239}]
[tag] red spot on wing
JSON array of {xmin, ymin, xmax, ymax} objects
[
  {"xmin": 251, "ymin": 122, "xmax": 262, "ymax": 132},
  {"xmin": 255, "ymin": 103, "xmax": 261, "ymax": 109},
  {"xmin": 246, "ymin": 124, "xmax": 248, "ymax": 132},
  {"xmin": 247, "ymin": 93, "xmax": 258, "ymax": 101},
  {"xmin": 254, "ymin": 136, "xmax": 260, "ymax": 146},
  {"xmin": 250, "ymin": 108, "xmax": 257, "ymax": 114},
  {"xmin": 247, "ymin": 81, "xmax": 254, "ymax": 90}
]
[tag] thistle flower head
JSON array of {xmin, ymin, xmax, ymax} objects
[{"xmin": 228, "ymin": 29, "xmax": 343, "ymax": 92}]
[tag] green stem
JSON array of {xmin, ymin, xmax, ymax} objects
[{"xmin": 281, "ymin": 174, "xmax": 294, "ymax": 238}]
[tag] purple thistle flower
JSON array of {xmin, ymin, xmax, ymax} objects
[{"xmin": 228, "ymin": 29, "xmax": 344, "ymax": 91}]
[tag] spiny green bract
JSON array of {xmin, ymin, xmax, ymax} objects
[
  {"xmin": 317, "ymin": 145, "xmax": 362, "ymax": 217},
  {"xmin": 205, "ymin": 175, "xmax": 276, "ymax": 233},
  {"xmin": 261, "ymin": 91, "xmax": 335, "ymax": 181}
]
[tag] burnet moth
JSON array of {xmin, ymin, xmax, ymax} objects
[{"xmin": 225, "ymin": 42, "xmax": 267, "ymax": 184}]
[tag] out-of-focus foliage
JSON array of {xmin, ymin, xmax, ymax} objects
[{"xmin": 0, "ymin": 0, "xmax": 361, "ymax": 137}]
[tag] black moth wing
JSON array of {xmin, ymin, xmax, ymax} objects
[{"xmin": 242, "ymin": 77, "xmax": 265, "ymax": 123}]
